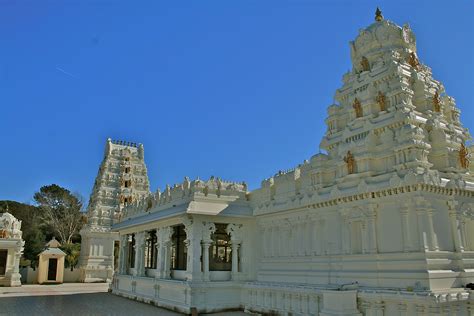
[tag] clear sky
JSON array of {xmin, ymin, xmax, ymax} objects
[{"xmin": 1, "ymin": 1, "xmax": 473, "ymax": 204}]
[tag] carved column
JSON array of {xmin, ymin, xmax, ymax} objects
[
  {"xmin": 447, "ymin": 200, "xmax": 464, "ymax": 252},
  {"xmin": 305, "ymin": 217, "xmax": 312, "ymax": 256},
  {"xmin": 340, "ymin": 210, "xmax": 350, "ymax": 255},
  {"xmin": 202, "ymin": 222, "xmax": 216, "ymax": 282},
  {"xmin": 183, "ymin": 217, "xmax": 203, "ymax": 281},
  {"xmin": 227, "ymin": 223, "xmax": 243, "ymax": 280},
  {"xmin": 118, "ymin": 234, "xmax": 128, "ymax": 274},
  {"xmin": 367, "ymin": 203, "xmax": 378, "ymax": 254},
  {"xmin": 271, "ymin": 224, "xmax": 278, "ymax": 257},
  {"xmin": 400, "ymin": 204, "xmax": 412, "ymax": 252},
  {"xmin": 415, "ymin": 197, "xmax": 439, "ymax": 251},
  {"xmin": 161, "ymin": 227, "xmax": 173, "ymax": 279},
  {"xmin": 262, "ymin": 226, "xmax": 268, "ymax": 258},
  {"xmin": 134, "ymin": 231, "xmax": 146, "ymax": 277}
]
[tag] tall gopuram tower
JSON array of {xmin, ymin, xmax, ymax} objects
[
  {"xmin": 248, "ymin": 9, "xmax": 474, "ymax": 315},
  {"xmin": 79, "ymin": 138, "xmax": 150, "ymax": 282}
]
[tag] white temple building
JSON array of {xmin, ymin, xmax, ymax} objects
[{"xmin": 82, "ymin": 9, "xmax": 474, "ymax": 315}]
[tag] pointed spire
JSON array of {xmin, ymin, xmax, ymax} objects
[{"xmin": 375, "ymin": 7, "xmax": 383, "ymax": 22}]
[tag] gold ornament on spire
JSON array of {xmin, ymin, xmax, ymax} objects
[
  {"xmin": 376, "ymin": 91, "xmax": 386, "ymax": 111},
  {"xmin": 433, "ymin": 91, "xmax": 441, "ymax": 112},
  {"xmin": 353, "ymin": 98, "xmax": 363, "ymax": 118},
  {"xmin": 459, "ymin": 143, "xmax": 470, "ymax": 169},
  {"xmin": 375, "ymin": 7, "xmax": 383, "ymax": 22}
]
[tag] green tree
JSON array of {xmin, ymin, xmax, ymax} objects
[
  {"xmin": 33, "ymin": 184, "xmax": 84, "ymax": 244},
  {"xmin": 60, "ymin": 243, "xmax": 81, "ymax": 270}
]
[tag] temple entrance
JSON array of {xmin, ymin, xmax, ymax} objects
[
  {"xmin": 47, "ymin": 258, "xmax": 58, "ymax": 281},
  {"xmin": 0, "ymin": 250, "xmax": 7, "ymax": 275}
]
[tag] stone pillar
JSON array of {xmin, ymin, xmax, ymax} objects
[
  {"xmin": 202, "ymin": 240, "xmax": 212, "ymax": 281},
  {"xmin": 461, "ymin": 219, "xmax": 470, "ymax": 251},
  {"xmin": 227, "ymin": 223, "xmax": 243, "ymax": 280},
  {"xmin": 448, "ymin": 200, "xmax": 464, "ymax": 252},
  {"xmin": 183, "ymin": 217, "xmax": 203, "ymax": 281},
  {"xmin": 340, "ymin": 211, "xmax": 350, "ymax": 255},
  {"xmin": 119, "ymin": 234, "xmax": 128, "ymax": 274},
  {"xmin": 367, "ymin": 204, "xmax": 378, "ymax": 254},
  {"xmin": 271, "ymin": 225, "xmax": 278, "ymax": 257},
  {"xmin": 201, "ymin": 221, "xmax": 215, "ymax": 282},
  {"xmin": 415, "ymin": 197, "xmax": 438, "ymax": 251},
  {"xmin": 157, "ymin": 226, "xmax": 172, "ymax": 279},
  {"xmin": 400, "ymin": 205, "xmax": 412, "ymax": 252},
  {"xmin": 416, "ymin": 208, "xmax": 429, "ymax": 252},
  {"xmin": 426, "ymin": 209, "xmax": 439, "ymax": 251},
  {"xmin": 231, "ymin": 242, "xmax": 240, "ymax": 278},
  {"xmin": 134, "ymin": 231, "xmax": 146, "ymax": 277},
  {"xmin": 305, "ymin": 218, "xmax": 312, "ymax": 256},
  {"xmin": 262, "ymin": 226, "xmax": 268, "ymax": 257}
]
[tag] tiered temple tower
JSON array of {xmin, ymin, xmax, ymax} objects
[
  {"xmin": 79, "ymin": 138, "xmax": 150, "ymax": 282},
  {"xmin": 319, "ymin": 9, "xmax": 471, "ymax": 186}
]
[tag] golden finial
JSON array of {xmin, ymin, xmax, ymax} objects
[{"xmin": 375, "ymin": 7, "xmax": 383, "ymax": 22}]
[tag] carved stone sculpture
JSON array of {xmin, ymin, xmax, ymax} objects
[
  {"xmin": 376, "ymin": 91, "xmax": 386, "ymax": 111},
  {"xmin": 407, "ymin": 52, "xmax": 420, "ymax": 69},
  {"xmin": 353, "ymin": 98, "xmax": 363, "ymax": 118},
  {"xmin": 344, "ymin": 151, "xmax": 356, "ymax": 174},
  {"xmin": 433, "ymin": 91, "xmax": 441, "ymax": 112},
  {"xmin": 360, "ymin": 56, "xmax": 370, "ymax": 72},
  {"xmin": 460, "ymin": 143, "xmax": 470, "ymax": 169}
]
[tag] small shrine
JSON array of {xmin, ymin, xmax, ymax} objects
[
  {"xmin": 37, "ymin": 237, "xmax": 66, "ymax": 284},
  {"xmin": 0, "ymin": 211, "xmax": 24, "ymax": 286}
]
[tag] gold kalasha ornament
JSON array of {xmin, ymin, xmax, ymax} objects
[
  {"xmin": 459, "ymin": 143, "xmax": 470, "ymax": 169},
  {"xmin": 375, "ymin": 7, "xmax": 383, "ymax": 22}
]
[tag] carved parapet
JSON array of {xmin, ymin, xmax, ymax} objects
[
  {"xmin": 226, "ymin": 223, "xmax": 243, "ymax": 243},
  {"xmin": 0, "ymin": 212, "xmax": 22, "ymax": 239}
]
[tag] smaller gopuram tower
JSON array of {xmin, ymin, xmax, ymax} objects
[{"xmin": 79, "ymin": 138, "xmax": 150, "ymax": 282}]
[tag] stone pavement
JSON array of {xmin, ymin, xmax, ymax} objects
[
  {"xmin": 0, "ymin": 283, "xmax": 249, "ymax": 315},
  {"xmin": 0, "ymin": 283, "xmax": 109, "ymax": 297}
]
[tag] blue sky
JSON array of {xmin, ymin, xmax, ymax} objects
[{"xmin": 1, "ymin": 1, "xmax": 473, "ymax": 204}]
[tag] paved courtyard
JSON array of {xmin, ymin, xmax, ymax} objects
[{"xmin": 0, "ymin": 283, "xmax": 248, "ymax": 316}]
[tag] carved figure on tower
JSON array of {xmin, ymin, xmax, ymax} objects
[
  {"xmin": 344, "ymin": 151, "xmax": 356, "ymax": 174},
  {"xmin": 353, "ymin": 98, "xmax": 363, "ymax": 118},
  {"xmin": 407, "ymin": 52, "xmax": 420, "ymax": 69},
  {"xmin": 433, "ymin": 91, "xmax": 441, "ymax": 112},
  {"xmin": 360, "ymin": 56, "xmax": 370, "ymax": 72},
  {"xmin": 376, "ymin": 91, "xmax": 386, "ymax": 111},
  {"xmin": 460, "ymin": 143, "xmax": 470, "ymax": 169}
]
